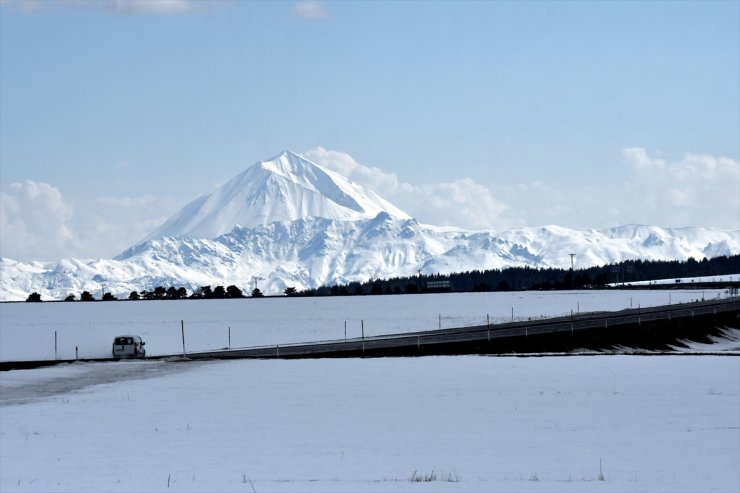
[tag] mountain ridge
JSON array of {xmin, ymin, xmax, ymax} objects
[
  {"xmin": 2, "ymin": 218, "xmax": 737, "ymax": 301},
  {"xmin": 1, "ymin": 150, "xmax": 738, "ymax": 301}
]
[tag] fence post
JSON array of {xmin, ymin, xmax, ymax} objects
[
  {"xmin": 54, "ymin": 331, "xmax": 58, "ymax": 360},
  {"xmin": 181, "ymin": 320, "xmax": 185, "ymax": 356},
  {"xmin": 228, "ymin": 326, "xmax": 231, "ymax": 350},
  {"xmin": 75, "ymin": 346, "xmax": 78, "ymax": 360}
]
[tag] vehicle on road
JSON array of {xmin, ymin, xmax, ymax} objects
[{"xmin": 112, "ymin": 335, "xmax": 146, "ymax": 359}]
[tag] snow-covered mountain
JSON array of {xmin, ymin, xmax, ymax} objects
[
  {"xmin": 143, "ymin": 150, "xmax": 410, "ymax": 240},
  {"xmin": 1, "ymin": 151, "xmax": 738, "ymax": 301}
]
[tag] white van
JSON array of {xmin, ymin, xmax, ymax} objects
[{"xmin": 112, "ymin": 335, "xmax": 146, "ymax": 359}]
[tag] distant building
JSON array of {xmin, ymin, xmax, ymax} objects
[{"xmin": 425, "ymin": 279, "xmax": 451, "ymax": 291}]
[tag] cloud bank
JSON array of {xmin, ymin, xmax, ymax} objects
[
  {"xmin": 0, "ymin": 181, "xmax": 176, "ymax": 261},
  {"xmin": 2, "ymin": 0, "xmax": 195, "ymax": 15},
  {"xmin": 303, "ymin": 147, "xmax": 508, "ymax": 230},
  {"xmin": 305, "ymin": 146, "xmax": 740, "ymax": 232}
]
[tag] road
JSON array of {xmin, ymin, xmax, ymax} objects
[
  {"xmin": 181, "ymin": 297, "xmax": 740, "ymax": 359},
  {"xmin": 0, "ymin": 359, "xmax": 206, "ymax": 406}
]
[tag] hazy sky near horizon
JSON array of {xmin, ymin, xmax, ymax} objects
[{"xmin": 1, "ymin": 0, "xmax": 738, "ymax": 261}]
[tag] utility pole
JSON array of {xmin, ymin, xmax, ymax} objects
[{"xmin": 569, "ymin": 254, "xmax": 576, "ymax": 270}]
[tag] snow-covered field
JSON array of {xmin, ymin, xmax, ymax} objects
[
  {"xmin": 1, "ymin": 356, "xmax": 738, "ymax": 493},
  {"xmin": 0, "ymin": 289, "xmax": 728, "ymax": 362}
]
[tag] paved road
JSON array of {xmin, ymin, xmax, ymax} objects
[{"xmin": 181, "ymin": 297, "xmax": 740, "ymax": 359}]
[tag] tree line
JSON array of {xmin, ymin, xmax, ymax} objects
[
  {"xmin": 24, "ymin": 254, "xmax": 739, "ymax": 302},
  {"xmin": 26, "ymin": 284, "xmax": 265, "ymax": 302},
  {"xmin": 293, "ymin": 254, "xmax": 740, "ymax": 296}
]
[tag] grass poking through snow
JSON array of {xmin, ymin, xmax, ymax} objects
[{"xmin": 409, "ymin": 470, "xmax": 461, "ymax": 483}]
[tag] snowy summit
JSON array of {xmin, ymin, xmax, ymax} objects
[{"xmin": 144, "ymin": 150, "xmax": 411, "ymax": 241}]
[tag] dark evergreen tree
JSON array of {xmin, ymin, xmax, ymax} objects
[
  {"xmin": 26, "ymin": 292, "xmax": 41, "ymax": 302},
  {"xmin": 64, "ymin": 293, "xmax": 76, "ymax": 302},
  {"xmin": 128, "ymin": 291, "xmax": 140, "ymax": 300},
  {"xmin": 371, "ymin": 280, "xmax": 383, "ymax": 295},
  {"xmin": 102, "ymin": 292, "xmax": 117, "ymax": 301},
  {"xmin": 226, "ymin": 285, "xmax": 244, "ymax": 298},
  {"xmin": 80, "ymin": 291, "xmax": 95, "ymax": 301},
  {"xmin": 166, "ymin": 287, "xmax": 180, "ymax": 300},
  {"xmin": 251, "ymin": 288, "xmax": 264, "ymax": 298}
]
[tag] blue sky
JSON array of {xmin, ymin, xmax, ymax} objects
[{"xmin": 1, "ymin": 0, "xmax": 738, "ymax": 261}]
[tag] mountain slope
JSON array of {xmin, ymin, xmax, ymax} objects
[{"xmin": 142, "ymin": 150, "xmax": 410, "ymax": 241}]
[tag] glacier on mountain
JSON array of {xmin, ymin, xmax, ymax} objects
[{"xmin": 1, "ymin": 151, "xmax": 738, "ymax": 301}]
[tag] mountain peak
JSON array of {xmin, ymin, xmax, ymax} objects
[{"xmin": 140, "ymin": 150, "xmax": 410, "ymax": 243}]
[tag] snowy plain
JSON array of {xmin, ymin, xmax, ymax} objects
[
  {"xmin": 1, "ymin": 356, "xmax": 739, "ymax": 493},
  {"xmin": 1, "ymin": 290, "xmax": 739, "ymax": 492},
  {"xmin": 0, "ymin": 289, "xmax": 729, "ymax": 362}
]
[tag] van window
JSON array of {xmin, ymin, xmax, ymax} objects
[{"xmin": 115, "ymin": 337, "xmax": 133, "ymax": 345}]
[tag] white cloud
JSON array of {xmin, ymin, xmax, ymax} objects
[
  {"xmin": 2, "ymin": 0, "xmax": 195, "ymax": 14},
  {"xmin": 620, "ymin": 147, "xmax": 740, "ymax": 227},
  {"xmin": 99, "ymin": 0, "xmax": 193, "ymax": 14},
  {"xmin": 0, "ymin": 181, "xmax": 178, "ymax": 261},
  {"xmin": 0, "ymin": 181, "xmax": 75, "ymax": 261},
  {"xmin": 494, "ymin": 148, "xmax": 740, "ymax": 230},
  {"xmin": 303, "ymin": 147, "xmax": 407, "ymax": 193},
  {"xmin": 305, "ymin": 146, "xmax": 740, "ymax": 232},
  {"xmin": 0, "ymin": 0, "xmax": 44, "ymax": 13},
  {"xmin": 293, "ymin": 0, "xmax": 328, "ymax": 18},
  {"xmin": 303, "ymin": 147, "xmax": 507, "ymax": 230}
]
